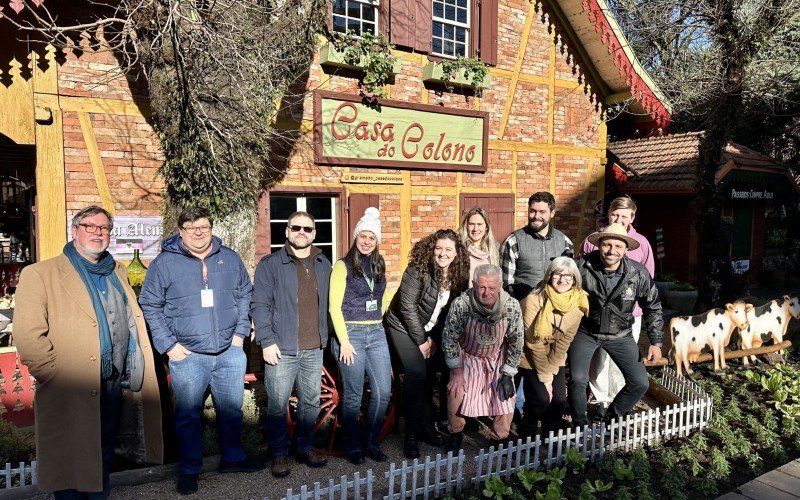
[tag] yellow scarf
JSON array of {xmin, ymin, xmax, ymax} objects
[{"xmin": 533, "ymin": 285, "xmax": 589, "ymax": 339}]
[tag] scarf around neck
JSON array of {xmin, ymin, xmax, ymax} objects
[
  {"xmin": 467, "ymin": 286, "xmax": 510, "ymax": 322},
  {"xmin": 64, "ymin": 242, "xmax": 128, "ymax": 379},
  {"xmin": 533, "ymin": 284, "xmax": 589, "ymax": 339}
]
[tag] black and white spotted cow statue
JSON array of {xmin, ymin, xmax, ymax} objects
[
  {"xmin": 669, "ymin": 301, "xmax": 752, "ymax": 377},
  {"xmin": 740, "ymin": 295, "xmax": 800, "ymax": 366}
]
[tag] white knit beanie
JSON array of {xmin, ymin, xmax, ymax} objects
[{"xmin": 353, "ymin": 207, "xmax": 382, "ymax": 243}]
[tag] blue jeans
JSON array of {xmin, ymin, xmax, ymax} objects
[
  {"xmin": 332, "ymin": 323, "xmax": 392, "ymax": 455},
  {"xmin": 263, "ymin": 348, "xmax": 323, "ymax": 457},
  {"xmin": 169, "ymin": 345, "xmax": 247, "ymax": 475}
]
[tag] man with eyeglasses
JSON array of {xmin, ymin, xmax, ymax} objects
[
  {"xmin": 140, "ymin": 207, "xmax": 261, "ymax": 495},
  {"xmin": 14, "ymin": 205, "xmax": 163, "ymax": 498},
  {"xmin": 569, "ymin": 223, "xmax": 663, "ymax": 427},
  {"xmin": 250, "ymin": 211, "xmax": 332, "ymax": 478}
]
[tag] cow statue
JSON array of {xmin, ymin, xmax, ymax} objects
[
  {"xmin": 669, "ymin": 300, "xmax": 752, "ymax": 377},
  {"xmin": 740, "ymin": 295, "xmax": 800, "ymax": 365}
]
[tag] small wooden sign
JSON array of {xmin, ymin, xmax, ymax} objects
[{"xmin": 340, "ymin": 172, "xmax": 404, "ymax": 185}]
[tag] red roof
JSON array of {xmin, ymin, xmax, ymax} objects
[{"xmin": 609, "ymin": 132, "xmax": 797, "ymax": 193}]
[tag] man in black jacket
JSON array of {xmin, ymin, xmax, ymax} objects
[{"xmin": 569, "ymin": 223, "xmax": 663, "ymax": 426}]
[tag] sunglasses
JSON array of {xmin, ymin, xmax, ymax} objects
[{"xmin": 289, "ymin": 225, "xmax": 315, "ymax": 234}]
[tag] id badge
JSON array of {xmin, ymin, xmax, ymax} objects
[
  {"xmin": 365, "ymin": 299, "xmax": 378, "ymax": 312},
  {"xmin": 201, "ymin": 289, "xmax": 215, "ymax": 308}
]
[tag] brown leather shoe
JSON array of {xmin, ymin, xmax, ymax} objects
[
  {"xmin": 270, "ymin": 455, "xmax": 290, "ymax": 478},
  {"xmin": 296, "ymin": 449, "xmax": 328, "ymax": 468}
]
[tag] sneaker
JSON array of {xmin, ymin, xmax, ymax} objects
[
  {"xmin": 176, "ymin": 474, "xmax": 198, "ymax": 495},
  {"xmin": 296, "ymin": 449, "xmax": 328, "ymax": 468},
  {"xmin": 271, "ymin": 455, "xmax": 291, "ymax": 478},
  {"xmin": 218, "ymin": 456, "xmax": 265, "ymax": 473}
]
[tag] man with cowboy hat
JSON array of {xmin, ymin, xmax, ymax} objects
[{"xmin": 568, "ymin": 223, "xmax": 663, "ymax": 426}]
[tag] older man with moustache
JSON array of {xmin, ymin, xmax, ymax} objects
[
  {"xmin": 569, "ymin": 223, "xmax": 663, "ymax": 426},
  {"xmin": 15, "ymin": 205, "xmax": 162, "ymax": 499}
]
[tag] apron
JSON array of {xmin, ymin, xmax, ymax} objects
[{"xmin": 457, "ymin": 316, "xmax": 515, "ymax": 417}]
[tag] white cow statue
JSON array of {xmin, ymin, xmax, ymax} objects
[
  {"xmin": 740, "ymin": 295, "xmax": 800, "ymax": 365},
  {"xmin": 669, "ymin": 300, "xmax": 752, "ymax": 377}
]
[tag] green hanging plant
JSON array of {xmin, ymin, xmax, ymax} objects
[
  {"xmin": 326, "ymin": 30, "xmax": 398, "ymax": 100},
  {"xmin": 439, "ymin": 55, "xmax": 490, "ymax": 95}
]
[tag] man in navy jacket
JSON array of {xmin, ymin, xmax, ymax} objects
[
  {"xmin": 140, "ymin": 207, "xmax": 262, "ymax": 495},
  {"xmin": 250, "ymin": 211, "xmax": 331, "ymax": 478}
]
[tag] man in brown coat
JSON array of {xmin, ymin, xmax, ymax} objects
[{"xmin": 14, "ymin": 205, "xmax": 163, "ymax": 499}]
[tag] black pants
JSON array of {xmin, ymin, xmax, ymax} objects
[
  {"xmin": 54, "ymin": 375, "xmax": 122, "ymax": 500},
  {"xmin": 517, "ymin": 366, "xmax": 566, "ymax": 437},
  {"xmin": 568, "ymin": 332, "xmax": 649, "ymax": 426},
  {"xmin": 387, "ymin": 329, "xmax": 440, "ymax": 435}
]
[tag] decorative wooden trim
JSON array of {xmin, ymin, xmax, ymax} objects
[
  {"xmin": 314, "ymin": 91, "xmax": 489, "ymax": 173},
  {"xmin": 77, "ymin": 112, "xmax": 116, "ymax": 215}
]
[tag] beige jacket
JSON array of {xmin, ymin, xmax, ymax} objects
[
  {"xmin": 14, "ymin": 255, "xmax": 163, "ymax": 492},
  {"xmin": 519, "ymin": 292, "xmax": 585, "ymax": 382}
]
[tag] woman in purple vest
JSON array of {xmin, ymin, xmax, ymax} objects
[{"xmin": 329, "ymin": 208, "xmax": 392, "ymax": 464}]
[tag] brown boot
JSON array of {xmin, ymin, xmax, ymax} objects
[
  {"xmin": 296, "ymin": 449, "xmax": 328, "ymax": 468},
  {"xmin": 270, "ymin": 455, "xmax": 291, "ymax": 478}
]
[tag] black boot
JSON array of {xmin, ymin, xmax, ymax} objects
[
  {"xmin": 419, "ymin": 422, "xmax": 445, "ymax": 447},
  {"xmin": 445, "ymin": 432, "xmax": 463, "ymax": 455},
  {"xmin": 404, "ymin": 431, "xmax": 420, "ymax": 459}
]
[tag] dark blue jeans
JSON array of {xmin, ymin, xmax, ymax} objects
[
  {"xmin": 54, "ymin": 376, "xmax": 121, "ymax": 500},
  {"xmin": 568, "ymin": 332, "xmax": 649, "ymax": 426},
  {"xmin": 169, "ymin": 345, "xmax": 248, "ymax": 475},
  {"xmin": 263, "ymin": 348, "xmax": 323, "ymax": 458},
  {"xmin": 332, "ymin": 323, "xmax": 392, "ymax": 455}
]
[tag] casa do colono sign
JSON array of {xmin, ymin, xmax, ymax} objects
[{"xmin": 314, "ymin": 91, "xmax": 489, "ymax": 172}]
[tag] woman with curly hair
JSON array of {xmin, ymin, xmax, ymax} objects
[
  {"xmin": 458, "ymin": 207, "xmax": 500, "ymax": 284},
  {"xmin": 384, "ymin": 229, "xmax": 470, "ymax": 459}
]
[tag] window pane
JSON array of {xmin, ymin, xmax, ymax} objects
[
  {"xmin": 444, "ymin": 24, "xmax": 454, "ymax": 38},
  {"xmin": 306, "ymin": 198, "xmax": 332, "ymax": 219},
  {"xmin": 333, "ymin": 16, "xmax": 347, "ymax": 32},
  {"xmin": 432, "ymin": 38, "xmax": 442, "ymax": 54},
  {"xmin": 363, "ymin": 6, "xmax": 375, "ymax": 20},
  {"xmin": 445, "ymin": 4, "xmax": 455, "ymax": 19},
  {"xmin": 348, "ymin": 18, "xmax": 361, "ymax": 32},
  {"xmin": 348, "ymin": 1, "xmax": 361, "ymax": 18},
  {"xmin": 444, "ymin": 40, "xmax": 454, "ymax": 55},
  {"xmin": 270, "ymin": 223, "xmax": 286, "ymax": 246},
  {"xmin": 456, "ymin": 27, "xmax": 465, "ymax": 42},
  {"xmin": 315, "ymin": 222, "xmax": 333, "ymax": 242},
  {"xmin": 456, "ymin": 42, "xmax": 466, "ymax": 56},
  {"xmin": 433, "ymin": 21, "xmax": 442, "ymax": 37},
  {"xmin": 364, "ymin": 22, "xmax": 375, "ymax": 34},
  {"xmin": 433, "ymin": 1, "xmax": 443, "ymax": 17},
  {"xmin": 270, "ymin": 197, "xmax": 297, "ymax": 220},
  {"xmin": 456, "ymin": 7, "xmax": 467, "ymax": 23},
  {"xmin": 318, "ymin": 244, "xmax": 333, "ymax": 263},
  {"xmin": 456, "ymin": 0, "xmax": 467, "ymax": 7},
  {"xmin": 333, "ymin": 0, "xmax": 346, "ymax": 15}
]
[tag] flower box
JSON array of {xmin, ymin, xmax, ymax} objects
[
  {"xmin": 421, "ymin": 61, "xmax": 492, "ymax": 90},
  {"xmin": 319, "ymin": 41, "xmax": 401, "ymax": 75}
]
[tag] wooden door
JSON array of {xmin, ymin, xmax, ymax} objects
[{"xmin": 460, "ymin": 194, "xmax": 515, "ymax": 243}]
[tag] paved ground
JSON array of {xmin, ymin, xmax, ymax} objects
[{"xmin": 717, "ymin": 459, "xmax": 800, "ymax": 500}]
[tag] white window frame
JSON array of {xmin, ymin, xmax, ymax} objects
[
  {"xmin": 332, "ymin": 0, "xmax": 379, "ymax": 37},
  {"xmin": 269, "ymin": 196, "xmax": 339, "ymax": 262},
  {"xmin": 431, "ymin": 0, "xmax": 471, "ymax": 59}
]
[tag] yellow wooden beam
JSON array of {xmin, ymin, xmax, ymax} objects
[
  {"xmin": 340, "ymin": 185, "xmax": 403, "ymax": 194},
  {"xmin": 33, "ymin": 93, "xmax": 66, "ymax": 260},
  {"xmin": 400, "ymin": 171, "xmax": 411, "ymax": 261},
  {"xmin": 547, "ymin": 32, "xmax": 556, "ymax": 146},
  {"xmin": 461, "ymin": 187, "xmax": 517, "ymax": 194},
  {"xmin": 0, "ymin": 58, "xmax": 35, "ymax": 145},
  {"xmin": 59, "ymin": 95, "xmax": 151, "ymax": 117},
  {"xmin": 498, "ymin": 1, "xmax": 537, "ymax": 139},
  {"xmin": 549, "ymin": 154, "xmax": 557, "ymax": 194},
  {"xmin": 78, "ymin": 112, "xmax": 116, "ymax": 215},
  {"xmin": 489, "ymin": 140, "xmax": 603, "ymax": 157},
  {"xmin": 511, "ymin": 150, "xmax": 518, "ymax": 202}
]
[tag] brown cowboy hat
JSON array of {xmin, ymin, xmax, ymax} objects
[{"xmin": 587, "ymin": 222, "xmax": 640, "ymax": 250}]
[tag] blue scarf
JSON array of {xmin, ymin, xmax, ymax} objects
[{"xmin": 64, "ymin": 242, "xmax": 128, "ymax": 379}]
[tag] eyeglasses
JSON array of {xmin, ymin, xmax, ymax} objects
[
  {"xmin": 181, "ymin": 225, "xmax": 212, "ymax": 234},
  {"xmin": 552, "ymin": 273, "xmax": 575, "ymax": 283},
  {"xmin": 78, "ymin": 223, "xmax": 112, "ymax": 235},
  {"xmin": 289, "ymin": 225, "xmax": 315, "ymax": 234}
]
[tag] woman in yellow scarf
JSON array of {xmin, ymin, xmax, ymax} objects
[{"xmin": 518, "ymin": 256, "xmax": 588, "ymax": 439}]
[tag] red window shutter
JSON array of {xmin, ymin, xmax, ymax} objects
[
  {"xmin": 414, "ymin": 0, "xmax": 432, "ymax": 54},
  {"xmin": 390, "ymin": 0, "xmax": 415, "ymax": 49},
  {"xmin": 348, "ymin": 194, "xmax": 381, "ymax": 243},
  {"xmin": 461, "ymin": 194, "xmax": 515, "ymax": 243},
  {"xmin": 477, "ymin": 0, "xmax": 498, "ymax": 65},
  {"xmin": 379, "ymin": 1, "xmax": 389, "ymax": 38}
]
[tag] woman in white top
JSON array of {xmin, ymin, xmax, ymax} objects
[{"xmin": 458, "ymin": 207, "xmax": 500, "ymax": 285}]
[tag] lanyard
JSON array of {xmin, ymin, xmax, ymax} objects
[
  {"xmin": 364, "ymin": 267, "xmax": 375, "ymax": 300},
  {"xmin": 202, "ymin": 260, "xmax": 209, "ymax": 289}
]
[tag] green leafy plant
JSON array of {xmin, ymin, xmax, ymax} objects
[
  {"xmin": 327, "ymin": 30, "xmax": 397, "ymax": 99},
  {"xmin": 613, "ymin": 486, "xmax": 633, "ymax": 500},
  {"xmin": 534, "ymin": 482, "xmax": 564, "ymax": 500},
  {"xmin": 482, "ymin": 475, "xmax": 513, "ymax": 498},
  {"xmin": 564, "ymin": 446, "xmax": 587, "ymax": 472},
  {"xmin": 579, "ymin": 479, "xmax": 614, "ymax": 500},
  {"xmin": 613, "ymin": 458, "xmax": 635, "ymax": 481},
  {"xmin": 439, "ymin": 56, "xmax": 490, "ymax": 95},
  {"xmin": 547, "ymin": 466, "xmax": 567, "ymax": 485},
  {"xmin": 517, "ymin": 469, "xmax": 548, "ymax": 491}
]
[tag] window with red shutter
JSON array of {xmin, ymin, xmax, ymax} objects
[{"xmin": 332, "ymin": 0, "xmax": 380, "ymax": 36}]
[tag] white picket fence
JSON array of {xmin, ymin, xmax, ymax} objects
[
  {"xmin": 0, "ymin": 461, "xmax": 36, "ymax": 490},
  {"xmin": 282, "ymin": 367, "xmax": 712, "ymax": 500}
]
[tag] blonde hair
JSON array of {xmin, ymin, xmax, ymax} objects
[
  {"xmin": 458, "ymin": 207, "xmax": 500, "ymax": 265},
  {"xmin": 608, "ymin": 195, "xmax": 637, "ymax": 215},
  {"xmin": 534, "ymin": 256, "xmax": 582, "ymax": 293}
]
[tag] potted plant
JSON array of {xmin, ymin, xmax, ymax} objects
[
  {"xmin": 421, "ymin": 56, "xmax": 491, "ymax": 93},
  {"xmin": 653, "ymin": 272, "xmax": 676, "ymax": 302},
  {"xmin": 664, "ymin": 281, "xmax": 698, "ymax": 314},
  {"xmin": 320, "ymin": 31, "xmax": 401, "ymax": 99}
]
